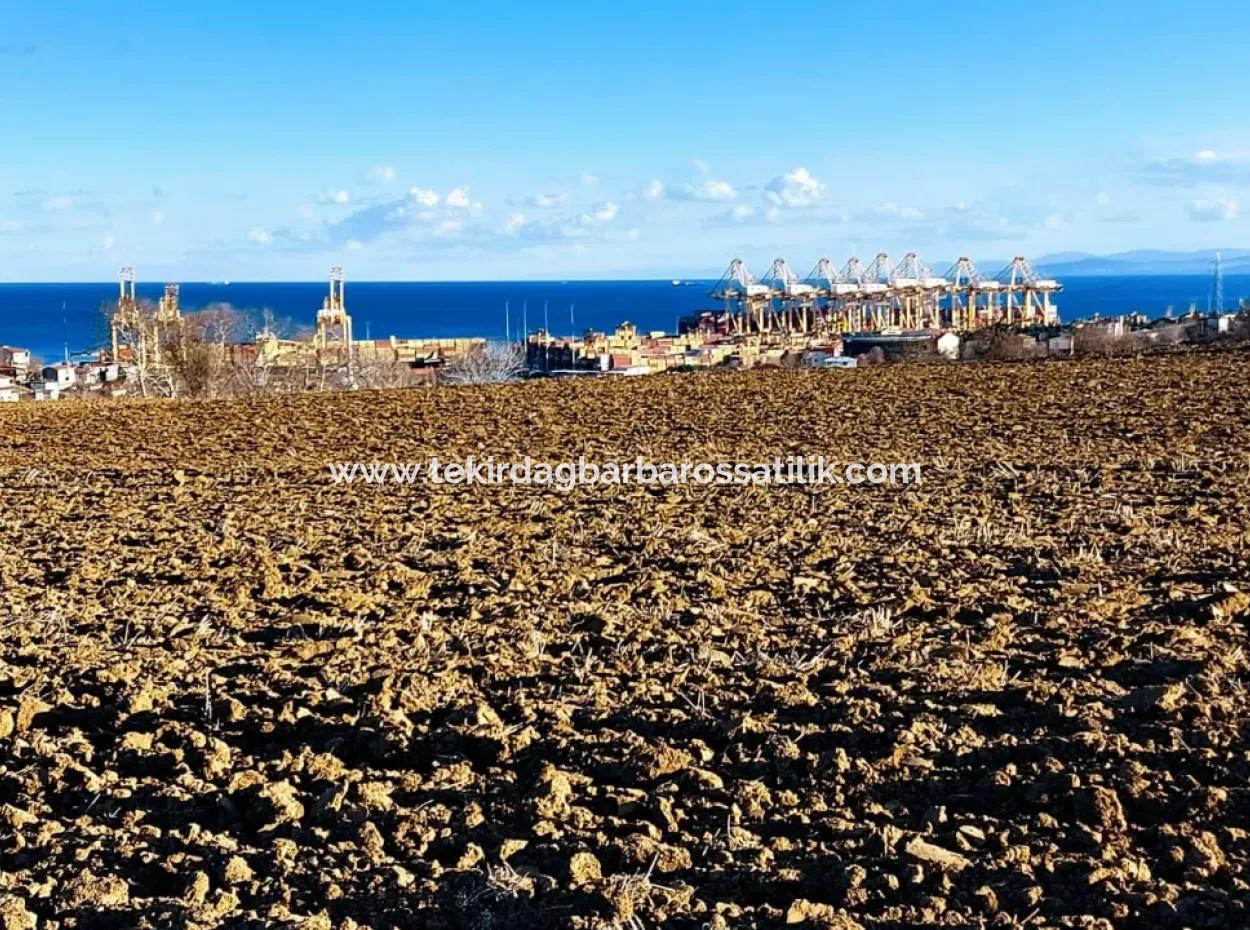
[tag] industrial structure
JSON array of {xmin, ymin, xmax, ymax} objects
[
  {"xmin": 109, "ymin": 266, "xmax": 139, "ymax": 362},
  {"xmin": 157, "ymin": 283, "xmax": 181, "ymax": 323},
  {"xmin": 313, "ymin": 265, "xmax": 354, "ymax": 352},
  {"xmin": 703, "ymin": 253, "xmax": 1060, "ymax": 336},
  {"xmin": 103, "ymin": 266, "xmax": 484, "ymax": 392},
  {"xmin": 109, "ymin": 268, "xmax": 183, "ymax": 367},
  {"xmin": 250, "ymin": 267, "xmax": 483, "ymax": 374}
]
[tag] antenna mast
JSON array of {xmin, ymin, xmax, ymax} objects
[{"xmin": 1213, "ymin": 251, "xmax": 1224, "ymax": 313}]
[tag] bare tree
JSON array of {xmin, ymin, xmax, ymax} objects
[
  {"xmin": 223, "ymin": 347, "xmax": 274, "ymax": 395},
  {"xmin": 106, "ymin": 298, "xmax": 167, "ymax": 397},
  {"xmin": 440, "ymin": 341, "xmax": 524, "ymax": 385},
  {"xmin": 1073, "ymin": 325, "xmax": 1134, "ymax": 358},
  {"xmin": 160, "ymin": 307, "xmax": 246, "ymax": 398},
  {"xmin": 355, "ymin": 355, "xmax": 421, "ymax": 389},
  {"xmin": 964, "ymin": 324, "xmax": 1034, "ymax": 361}
]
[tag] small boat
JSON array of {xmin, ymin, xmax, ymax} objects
[{"xmin": 671, "ymin": 279, "xmax": 681, "ymax": 286}]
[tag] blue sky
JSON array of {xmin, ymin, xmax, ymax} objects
[{"xmin": 2, "ymin": 0, "xmax": 1249, "ymax": 281}]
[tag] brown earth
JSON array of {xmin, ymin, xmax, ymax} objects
[{"xmin": 2, "ymin": 351, "xmax": 1250, "ymax": 929}]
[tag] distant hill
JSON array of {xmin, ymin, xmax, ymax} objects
[{"xmin": 1035, "ymin": 249, "xmax": 1250, "ymax": 277}]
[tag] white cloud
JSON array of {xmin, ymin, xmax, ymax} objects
[
  {"xmin": 691, "ymin": 158, "xmax": 710, "ymax": 174},
  {"xmin": 409, "ymin": 187, "xmax": 440, "ymax": 207},
  {"xmin": 525, "ymin": 192, "xmax": 571, "ymax": 209},
  {"xmin": 346, "ymin": 239, "xmax": 364, "ymax": 251},
  {"xmin": 642, "ymin": 180, "xmax": 664, "ymax": 200},
  {"xmin": 579, "ymin": 201, "xmax": 619, "ymax": 225},
  {"xmin": 434, "ymin": 219, "xmax": 463, "ymax": 237},
  {"xmin": 716, "ymin": 204, "xmax": 756, "ymax": 223},
  {"xmin": 248, "ymin": 227, "xmax": 272, "ymax": 246},
  {"xmin": 580, "ymin": 171, "xmax": 599, "ymax": 186},
  {"xmin": 42, "ymin": 195, "xmax": 76, "ymax": 212},
  {"xmin": 100, "ymin": 233, "xmax": 116, "ymax": 250},
  {"xmin": 1189, "ymin": 198, "xmax": 1239, "ymax": 222},
  {"xmin": 487, "ymin": 203, "xmax": 640, "ymax": 247},
  {"xmin": 764, "ymin": 167, "xmax": 826, "ymax": 208},
  {"xmin": 444, "ymin": 186, "xmax": 482, "ymax": 210},
  {"xmin": 150, "ymin": 210, "xmax": 166, "ymax": 226},
  {"xmin": 328, "ymin": 189, "xmax": 487, "ymax": 244},
  {"xmin": 1140, "ymin": 150, "xmax": 1250, "ymax": 186},
  {"xmin": 858, "ymin": 203, "xmax": 925, "ymax": 221},
  {"xmin": 369, "ymin": 164, "xmax": 397, "ymax": 182},
  {"xmin": 673, "ymin": 179, "xmax": 737, "ymax": 202},
  {"xmin": 707, "ymin": 203, "xmax": 762, "ymax": 226},
  {"xmin": 318, "ymin": 189, "xmax": 351, "ymax": 205}
]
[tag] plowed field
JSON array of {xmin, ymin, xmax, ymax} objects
[{"xmin": 2, "ymin": 352, "xmax": 1250, "ymax": 929}]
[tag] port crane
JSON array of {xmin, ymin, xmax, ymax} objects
[
  {"xmin": 710, "ymin": 259, "xmax": 775, "ymax": 334},
  {"xmin": 759, "ymin": 258, "xmax": 815, "ymax": 332},
  {"xmin": 994, "ymin": 256, "xmax": 1059, "ymax": 326},
  {"xmin": 709, "ymin": 252, "xmax": 1061, "ymax": 335}
]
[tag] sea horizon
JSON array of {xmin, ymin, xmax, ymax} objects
[{"xmin": 2, "ymin": 273, "xmax": 1246, "ymax": 362}]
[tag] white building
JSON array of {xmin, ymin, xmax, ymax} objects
[
  {"xmin": 80, "ymin": 360, "xmax": 122, "ymax": 384},
  {"xmin": 27, "ymin": 380, "xmax": 60, "ymax": 401},
  {"xmin": 1046, "ymin": 334, "xmax": 1072, "ymax": 355},
  {"xmin": 0, "ymin": 374, "xmax": 18, "ymax": 403},
  {"xmin": 42, "ymin": 364, "xmax": 77, "ymax": 389},
  {"xmin": 0, "ymin": 346, "xmax": 31, "ymax": 378},
  {"xmin": 1093, "ymin": 317, "xmax": 1127, "ymax": 338}
]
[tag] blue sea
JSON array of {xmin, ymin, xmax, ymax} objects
[{"xmin": 1, "ymin": 275, "xmax": 1246, "ymax": 362}]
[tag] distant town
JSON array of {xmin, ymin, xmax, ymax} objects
[{"xmin": 1, "ymin": 254, "xmax": 1247, "ymax": 402}]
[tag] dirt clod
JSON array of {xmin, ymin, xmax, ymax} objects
[
  {"xmin": 5, "ymin": 354, "xmax": 1250, "ymax": 927},
  {"xmin": 904, "ymin": 835, "xmax": 972, "ymax": 873},
  {"xmin": 0, "ymin": 898, "xmax": 37, "ymax": 930},
  {"xmin": 568, "ymin": 851, "xmax": 602, "ymax": 884}
]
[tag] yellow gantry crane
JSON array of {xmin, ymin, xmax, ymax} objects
[{"xmin": 710, "ymin": 253, "xmax": 1061, "ymax": 334}]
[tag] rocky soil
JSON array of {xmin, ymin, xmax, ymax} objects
[{"xmin": 2, "ymin": 351, "xmax": 1250, "ymax": 929}]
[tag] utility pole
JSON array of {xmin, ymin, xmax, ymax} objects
[{"xmin": 1213, "ymin": 251, "xmax": 1224, "ymax": 314}]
